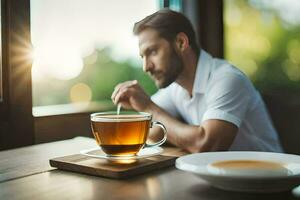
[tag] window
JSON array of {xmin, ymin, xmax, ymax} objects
[
  {"xmin": 30, "ymin": 0, "xmax": 161, "ymax": 143},
  {"xmin": 31, "ymin": 0, "xmax": 159, "ymax": 117},
  {"xmin": 224, "ymin": 0, "xmax": 300, "ymax": 93}
]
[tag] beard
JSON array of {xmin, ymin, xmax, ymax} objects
[{"xmin": 151, "ymin": 46, "xmax": 184, "ymax": 88}]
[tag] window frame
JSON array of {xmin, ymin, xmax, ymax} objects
[
  {"xmin": 0, "ymin": 0, "xmax": 7, "ymax": 116},
  {"xmin": 182, "ymin": 0, "xmax": 223, "ymax": 58},
  {"xmin": 0, "ymin": 0, "xmax": 34, "ymax": 150}
]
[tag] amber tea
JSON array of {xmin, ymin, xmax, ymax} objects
[{"xmin": 91, "ymin": 112, "xmax": 167, "ymax": 157}]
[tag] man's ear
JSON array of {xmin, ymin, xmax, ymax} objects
[{"xmin": 175, "ymin": 32, "xmax": 189, "ymax": 52}]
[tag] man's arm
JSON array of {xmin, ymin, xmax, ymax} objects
[
  {"xmin": 145, "ymin": 101, "xmax": 237, "ymax": 153},
  {"xmin": 111, "ymin": 80, "xmax": 238, "ymax": 153}
]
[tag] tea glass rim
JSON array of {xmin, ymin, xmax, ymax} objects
[{"xmin": 90, "ymin": 111, "xmax": 152, "ymax": 122}]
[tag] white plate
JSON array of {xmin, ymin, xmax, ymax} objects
[
  {"xmin": 175, "ymin": 151, "xmax": 300, "ymax": 193},
  {"xmin": 80, "ymin": 146, "xmax": 163, "ymax": 161}
]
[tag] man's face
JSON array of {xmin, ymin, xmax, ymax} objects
[{"xmin": 138, "ymin": 28, "xmax": 183, "ymax": 88}]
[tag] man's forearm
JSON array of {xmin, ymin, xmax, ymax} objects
[{"xmin": 145, "ymin": 102, "xmax": 207, "ymax": 153}]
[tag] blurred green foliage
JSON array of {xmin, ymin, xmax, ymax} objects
[
  {"xmin": 33, "ymin": 48, "xmax": 157, "ymax": 106},
  {"xmin": 224, "ymin": 0, "xmax": 300, "ymax": 94}
]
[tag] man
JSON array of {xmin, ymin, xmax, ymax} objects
[{"xmin": 111, "ymin": 9, "xmax": 283, "ymax": 153}]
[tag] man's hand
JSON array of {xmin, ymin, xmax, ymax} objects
[{"xmin": 111, "ymin": 80, "xmax": 153, "ymax": 111}]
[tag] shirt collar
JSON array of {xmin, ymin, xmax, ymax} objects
[{"xmin": 192, "ymin": 49, "xmax": 212, "ymax": 95}]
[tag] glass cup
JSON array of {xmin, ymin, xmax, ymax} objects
[{"xmin": 90, "ymin": 111, "xmax": 167, "ymax": 157}]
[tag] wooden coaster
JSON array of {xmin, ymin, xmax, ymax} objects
[{"xmin": 49, "ymin": 147, "xmax": 187, "ymax": 179}]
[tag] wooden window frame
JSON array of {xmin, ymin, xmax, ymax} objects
[
  {"xmin": 182, "ymin": 0, "xmax": 223, "ymax": 58},
  {"xmin": 0, "ymin": 0, "xmax": 34, "ymax": 150}
]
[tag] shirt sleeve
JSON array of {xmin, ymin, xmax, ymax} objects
[
  {"xmin": 151, "ymin": 85, "xmax": 180, "ymax": 118},
  {"xmin": 202, "ymin": 73, "xmax": 252, "ymax": 128}
]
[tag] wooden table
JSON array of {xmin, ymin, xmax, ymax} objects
[{"xmin": 1, "ymin": 137, "xmax": 300, "ymax": 200}]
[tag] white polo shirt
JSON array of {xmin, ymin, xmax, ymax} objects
[{"xmin": 152, "ymin": 50, "xmax": 283, "ymax": 152}]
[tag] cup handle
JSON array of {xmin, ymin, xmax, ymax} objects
[{"xmin": 144, "ymin": 121, "xmax": 167, "ymax": 148}]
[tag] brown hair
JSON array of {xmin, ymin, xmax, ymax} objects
[{"xmin": 133, "ymin": 9, "xmax": 199, "ymax": 55}]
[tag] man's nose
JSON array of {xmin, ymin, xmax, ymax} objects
[{"xmin": 143, "ymin": 57, "xmax": 154, "ymax": 73}]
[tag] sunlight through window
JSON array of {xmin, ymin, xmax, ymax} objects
[{"xmin": 31, "ymin": 0, "xmax": 159, "ymax": 108}]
